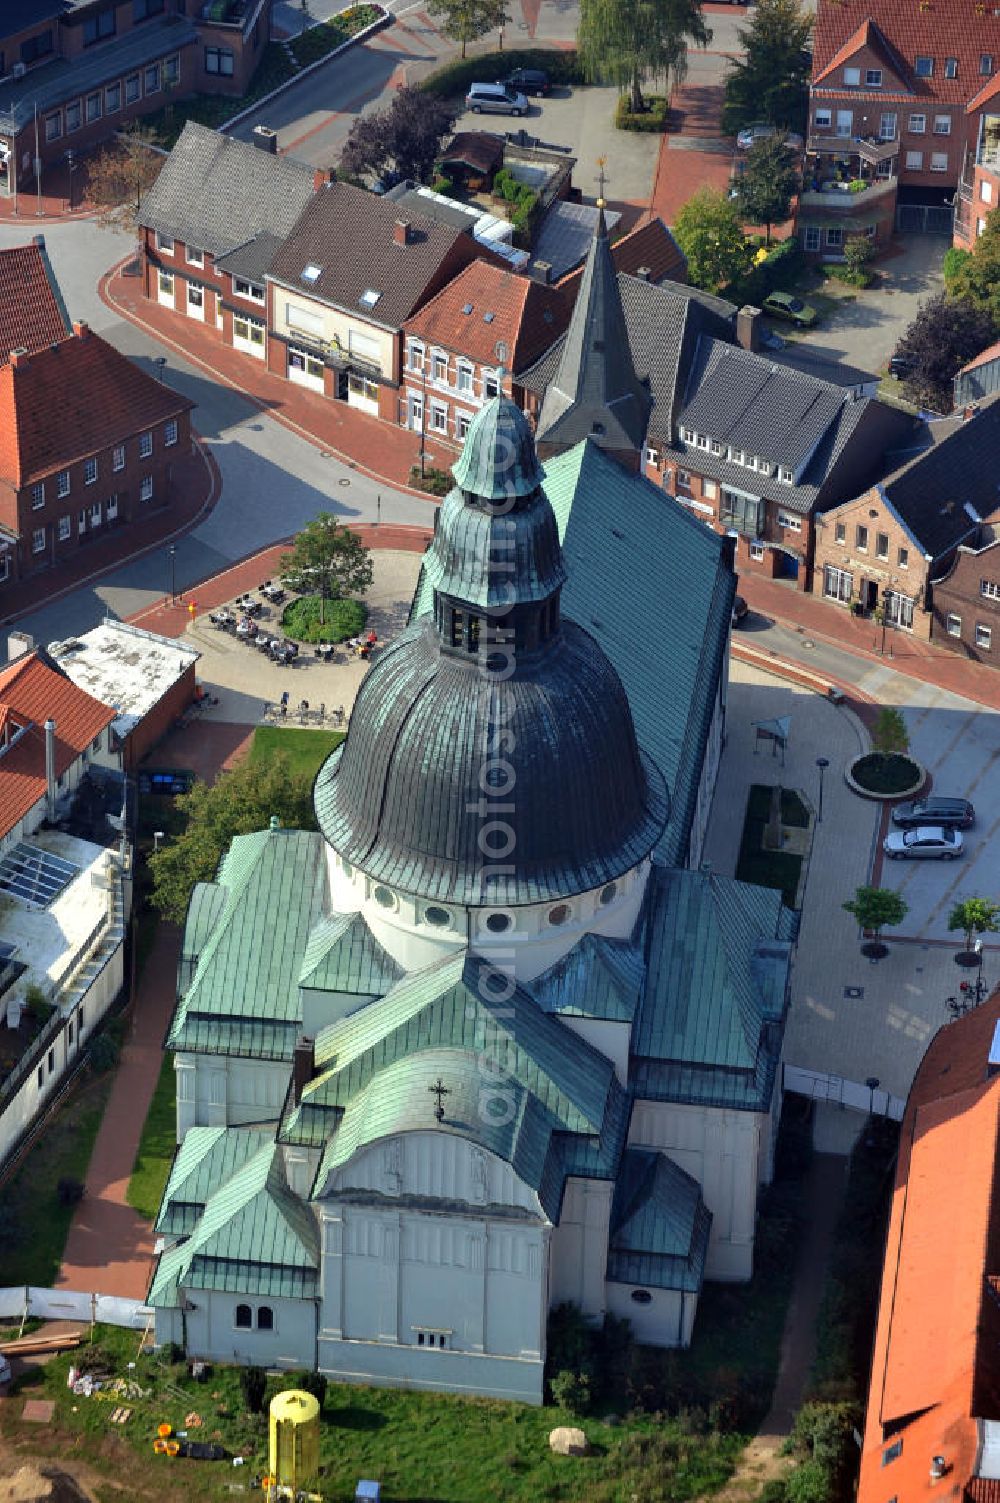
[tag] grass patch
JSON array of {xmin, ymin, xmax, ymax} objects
[
  {"xmin": 420, "ymin": 46, "xmax": 579, "ymax": 99},
  {"xmin": 143, "ymin": 45, "xmax": 295, "ymax": 148},
  {"xmin": 290, "ymin": 4, "xmax": 383, "ymax": 66},
  {"xmin": 125, "ymin": 1053, "xmax": 177, "ymax": 1223},
  {"xmin": 615, "ymin": 93, "xmax": 670, "ymax": 132},
  {"xmin": 5, "ymin": 1325, "xmax": 744, "ymax": 1503},
  {"xmin": 250, "ymin": 725, "xmax": 345, "ymax": 781},
  {"xmin": 281, "ymin": 594, "xmax": 368, "ymax": 643},
  {"xmin": 849, "ymin": 753, "xmax": 921, "ymax": 795},
  {"xmin": 0, "ymin": 1070, "xmax": 115, "ymax": 1287},
  {"xmin": 736, "ymin": 784, "xmax": 806, "ymax": 907}
]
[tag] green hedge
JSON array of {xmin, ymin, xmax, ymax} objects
[
  {"xmin": 726, "ymin": 236, "xmax": 803, "ymax": 306},
  {"xmin": 281, "ymin": 595, "xmax": 368, "ymax": 643},
  {"xmin": 420, "ymin": 47, "xmax": 580, "ymax": 99},
  {"xmin": 289, "ymin": 4, "xmax": 384, "ymax": 67},
  {"xmin": 615, "ymin": 94, "xmax": 670, "ymax": 133}
]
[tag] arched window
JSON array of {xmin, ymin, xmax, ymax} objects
[
  {"xmin": 257, "ymin": 1305, "xmax": 274, "ymax": 1331},
  {"xmin": 235, "ymin": 1303, "xmax": 252, "ymax": 1328}
]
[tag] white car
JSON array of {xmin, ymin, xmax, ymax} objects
[{"xmin": 882, "ymin": 826, "xmax": 964, "ymax": 861}]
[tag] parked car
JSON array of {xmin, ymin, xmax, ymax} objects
[
  {"xmin": 888, "ymin": 353, "xmax": 915, "ymax": 379},
  {"xmin": 762, "ymin": 291, "xmax": 818, "ymax": 327},
  {"xmin": 732, "ymin": 594, "xmax": 749, "ymax": 626},
  {"xmin": 736, "ymin": 124, "xmax": 804, "ymax": 150},
  {"xmin": 505, "ymin": 68, "xmax": 550, "ymax": 96},
  {"xmin": 465, "ymin": 82, "xmax": 529, "ymax": 116},
  {"xmin": 882, "ymin": 826, "xmax": 964, "ymax": 860},
  {"xmin": 891, "ymin": 796, "xmax": 975, "ymax": 829}
]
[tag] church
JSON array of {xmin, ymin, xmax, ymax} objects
[{"xmin": 148, "ymin": 215, "xmax": 795, "ymax": 1405}]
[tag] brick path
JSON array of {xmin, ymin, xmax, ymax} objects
[
  {"xmin": 101, "ymin": 259, "xmax": 445, "ymax": 495},
  {"xmin": 0, "ymin": 158, "xmax": 96, "ymax": 223}
]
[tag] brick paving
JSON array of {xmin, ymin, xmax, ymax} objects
[{"xmin": 0, "ymin": 159, "xmax": 95, "ymax": 223}]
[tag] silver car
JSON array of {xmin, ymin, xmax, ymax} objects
[
  {"xmin": 466, "ymin": 82, "xmax": 529, "ymax": 116},
  {"xmin": 882, "ymin": 825, "xmax": 964, "ymax": 861}
]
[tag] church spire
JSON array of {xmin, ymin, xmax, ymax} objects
[{"xmin": 534, "ymin": 162, "xmax": 652, "ymax": 470}]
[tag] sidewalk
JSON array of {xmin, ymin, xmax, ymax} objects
[
  {"xmin": 102, "ymin": 259, "xmax": 448, "ymax": 495},
  {"xmin": 0, "ymin": 158, "xmax": 96, "ymax": 223}
]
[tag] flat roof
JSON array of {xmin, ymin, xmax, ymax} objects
[
  {"xmin": 48, "ymin": 619, "xmax": 198, "ymax": 737},
  {"xmin": 0, "ymin": 830, "xmax": 112, "ymax": 998}
]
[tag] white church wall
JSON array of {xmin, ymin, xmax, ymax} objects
[
  {"xmin": 605, "ymin": 1282, "xmax": 698, "ymax": 1348},
  {"xmin": 547, "ymin": 1178, "xmax": 613, "ymax": 1317},
  {"xmin": 300, "ymin": 987, "xmax": 378, "ymax": 1037},
  {"xmin": 324, "ymin": 1131, "xmax": 541, "ymax": 1217},
  {"xmin": 182, "ymin": 1291, "xmax": 316, "ymax": 1369},
  {"xmin": 173, "ymin": 1053, "xmax": 288, "ymax": 1143},
  {"xmin": 556, "ymin": 1016, "xmax": 630, "ymax": 1085},
  {"xmin": 628, "ymin": 1100, "xmax": 760, "ymax": 1282},
  {"xmin": 282, "ymin": 1142, "xmax": 321, "ymax": 1199}
]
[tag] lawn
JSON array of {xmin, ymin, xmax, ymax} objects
[
  {"xmin": 289, "ymin": 4, "xmax": 383, "ymax": 67},
  {"xmin": 735, "ymin": 784, "xmax": 807, "ymax": 907},
  {"xmin": 250, "ymin": 725, "xmax": 345, "ymax": 780},
  {"xmin": 142, "ymin": 45, "xmax": 295, "ymax": 147},
  {"xmin": 3, "ymin": 1324, "xmax": 743, "ymax": 1503},
  {"xmin": 125, "ymin": 1053, "xmax": 177, "ymax": 1223},
  {"xmin": 0, "ymin": 1069, "xmax": 115, "ymax": 1287}
]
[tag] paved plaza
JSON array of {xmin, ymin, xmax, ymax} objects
[{"xmin": 703, "ymin": 660, "xmax": 992, "ymax": 1112}]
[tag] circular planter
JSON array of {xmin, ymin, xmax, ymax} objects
[
  {"xmin": 955, "ymin": 950, "xmax": 985, "ymax": 968},
  {"xmin": 861, "ymin": 940, "xmax": 889, "ymax": 960},
  {"xmin": 845, "ymin": 753, "xmax": 926, "ymax": 801}
]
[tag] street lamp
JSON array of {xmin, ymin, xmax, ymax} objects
[
  {"xmin": 168, "ymin": 543, "xmax": 177, "ymax": 602},
  {"xmin": 815, "ymin": 757, "xmax": 830, "ymax": 822},
  {"xmin": 865, "ymin": 1075, "xmax": 880, "ymax": 1146},
  {"xmin": 155, "ymin": 356, "xmax": 167, "ymax": 384},
  {"xmin": 153, "ymin": 830, "xmax": 165, "ymax": 853}
]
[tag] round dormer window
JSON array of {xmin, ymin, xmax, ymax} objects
[
  {"xmin": 485, "ymin": 911, "xmax": 512, "ymax": 934},
  {"xmin": 599, "ymin": 882, "xmax": 618, "ymax": 906},
  {"xmin": 373, "ymin": 885, "xmax": 396, "ymax": 910},
  {"xmin": 548, "ymin": 904, "xmax": 571, "ymax": 927},
  {"xmin": 424, "ymin": 905, "xmax": 452, "ymax": 929}
]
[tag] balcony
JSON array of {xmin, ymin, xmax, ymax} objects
[
  {"xmin": 799, "ymin": 176, "xmax": 897, "ymax": 210},
  {"xmin": 807, "ymin": 134, "xmax": 899, "ymax": 166}
]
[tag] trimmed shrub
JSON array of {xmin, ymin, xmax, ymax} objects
[
  {"xmin": 88, "ymin": 1030, "xmax": 121, "ymax": 1073},
  {"xmin": 409, "ymin": 464, "xmax": 452, "ymax": 496},
  {"xmin": 240, "ymin": 1365, "xmax": 267, "ymax": 1414},
  {"xmin": 421, "ymin": 47, "xmax": 580, "ymax": 98},
  {"xmin": 943, "ymin": 245, "xmax": 972, "ymax": 287},
  {"xmin": 280, "ymin": 594, "xmax": 367, "ymax": 644},
  {"xmin": 550, "ymin": 1367, "xmax": 593, "ymax": 1412},
  {"xmin": 615, "ymin": 94, "xmax": 670, "ymax": 132}
]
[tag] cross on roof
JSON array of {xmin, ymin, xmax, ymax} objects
[
  {"xmin": 429, "ymin": 1078, "xmax": 451, "ymax": 1122},
  {"xmin": 596, "ymin": 156, "xmax": 608, "ymax": 208}
]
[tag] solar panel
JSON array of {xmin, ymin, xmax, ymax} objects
[{"xmin": 0, "ymin": 843, "xmax": 79, "ymax": 908}]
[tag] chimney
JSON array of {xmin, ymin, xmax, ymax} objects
[
  {"xmin": 292, "ymin": 1035, "xmax": 315, "ymax": 1104},
  {"xmin": 44, "ymin": 719, "xmax": 57, "ymax": 816},
  {"xmin": 531, "ymin": 260, "xmax": 553, "ymax": 285},
  {"xmin": 32, "ymin": 233, "xmax": 45, "ymax": 248},
  {"xmin": 269, "ymin": 814, "xmax": 281, "ymax": 832},
  {"xmin": 737, "ymin": 305, "xmax": 761, "ymax": 353},
  {"xmin": 9, "ymin": 347, "xmax": 28, "ymax": 368},
  {"xmin": 312, "ymin": 166, "xmax": 334, "ymax": 191},
  {"xmin": 929, "ymin": 1457, "xmax": 947, "ymax": 1482},
  {"xmin": 394, "ymin": 219, "xmax": 411, "ymax": 247},
  {"xmin": 635, "ymin": 265, "xmax": 652, "ymax": 282},
  {"xmin": 73, "ymin": 321, "xmax": 90, "ymax": 339},
  {"xmin": 963, "ymin": 403, "xmax": 980, "ymax": 421}
]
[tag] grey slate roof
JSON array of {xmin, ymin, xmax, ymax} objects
[
  {"xmin": 530, "ymin": 200, "xmax": 622, "ymax": 283},
  {"xmin": 607, "ymin": 1149, "xmax": 712, "ymax": 1292},
  {"xmin": 384, "ymin": 183, "xmax": 478, "ymax": 233},
  {"xmin": 0, "ymin": 15, "xmax": 197, "ymax": 133},
  {"xmin": 521, "ymin": 273, "xmax": 736, "ymax": 449},
  {"xmin": 167, "ymin": 828, "xmax": 327, "ymax": 1061},
  {"xmin": 139, "ymin": 121, "xmax": 317, "ymax": 261},
  {"xmin": 673, "ymin": 335, "xmax": 917, "ymax": 517},
  {"xmin": 853, "ymin": 397, "xmax": 1000, "ymax": 558},
  {"xmin": 632, "ymin": 864, "xmax": 794, "ymax": 1110},
  {"xmin": 268, "ymin": 180, "xmax": 474, "ymax": 331},
  {"xmin": 214, "ymin": 232, "xmax": 285, "ymax": 286},
  {"xmin": 535, "ymin": 207, "xmax": 653, "ymax": 457}
]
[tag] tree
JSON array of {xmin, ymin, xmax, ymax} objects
[
  {"xmin": 578, "ymin": 0, "xmax": 711, "ymax": 114},
  {"xmin": 340, "ymin": 87, "xmax": 457, "ymax": 186},
  {"xmin": 732, "ymin": 137, "xmax": 799, "ymax": 242},
  {"xmin": 427, "ymin": 0, "xmax": 509, "ymax": 55},
  {"xmin": 84, "ymin": 122, "xmax": 164, "ymax": 233},
  {"xmin": 843, "ymin": 886, "xmax": 908, "ymax": 950},
  {"xmin": 871, "ymin": 706, "xmax": 908, "ymax": 763},
  {"xmin": 948, "ymin": 897, "xmax": 1000, "ymax": 955},
  {"xmin": 893, "ymin": 293, "xmax": 998, "ymax": 413},
  {"xmin": 149, "ymin": 753, "xmax": 318, "ymax": 924},
  {"xmin": 279, "ymin": 514, "xmax": 373, "ymax": 626},
  {"xmin": 842, "ymin": 233, "xmax": 875, "ymax": 285},
  {"xmin": 673, "ymin": 188, "xmax": 750, "ymax": 292},
  {"xmin": 721, "ymin": 0, "xmax": 813, "ymax": 136},
  {"xmin": 945, "ymin": 204, "xmax": 1000, "ymax": 326},
  {"xmin": 240, "ymin": 1366, "xmax": 267, "ymax": 1414}
]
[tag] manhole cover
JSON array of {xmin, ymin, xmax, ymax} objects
[
  {"xmin": 844, "ymin": 986, "xmax": 864, "ymax": 999},
  {"xmin": 339, "ymin": 477, "xmax": 350, "ymax": 487}
]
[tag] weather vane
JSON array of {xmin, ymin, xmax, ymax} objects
[
  {"xmin": 596, "ymin": 155, "xmax": 608, "ymax": 207},
  {"xmin": 429, "ymin": 1078, "xmax": 451, "ymax": 1123}
]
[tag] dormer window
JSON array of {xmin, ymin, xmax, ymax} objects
[
  {"xmin": 914, "ymin": 55, "xmax": 934, "ymax": 77},
  {"xmin": 681, "ymin": 426, "xmax": 696, "ymax": 443},
  {"xmin": 359, "ymin": 288, "xmax": 381, "ymax": 310},
  {"xmin": 778, "ymin": 466, "xmax": 794, "ymax": 484},
  {"xmin": 301, "ymin": 263, "xmax": 322, "ymax": 284}
]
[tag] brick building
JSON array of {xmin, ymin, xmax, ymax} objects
[
  {"xmin": 265, "ymin": 182, "xmax": 488, "ymax": 423},
  {"xmin": 811, "ymin": 400, "xmax": 1000, "ymax": 640},
  {"xmin": 0, "ymin": 236, "xmax": 71, "ymax": 360},
  {"xmin": 804, "ymin": 0, "xmax": 1000, "ymax": 256},
  {"xmin": 139, "ymin": 122, "xmax": 319, "ymax": 365},
  {"xmin": 0, "ymin": 1, "xmax": 273, "ymax": 202},
  {"xmin": 928, "ymin": 520, "xmax": 1000, "ymax": 663},
  {"xmin": 0, "ymin": 322, "xmax": 193, "ymax": 587},
  {"xmin": 400, "ymin": 259, "xmax": 570, "ymax": 445}
]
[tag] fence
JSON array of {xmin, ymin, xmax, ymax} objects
[
  {"xmin": 895, "ymin": 203, "xmax": 954, "ymax": 235},
  {"xmin": 0, "ymin": 1285, "xmax": 151, "ymax": 1328},
  {"xmin": 784, "ymin": 1062, "xmax": 905, "ymax": 1121}
]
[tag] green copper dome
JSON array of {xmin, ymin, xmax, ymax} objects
[{"xmin": 451, "ymin": 395, "xmax": 546, "ymax": 501}]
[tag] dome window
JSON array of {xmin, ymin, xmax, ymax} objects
[
  {"xmin": 485, "ymin": 911, "xmax": 512, "ymax": 934},
  {"xmin": 548, "ymin": 903, "xmax": 571, "ymax": 927},
  {"xmin": 599, "ymin": 882, "xmax": 618, "ymax": 906},
  {"xmin": 373, "ymin": 885, "xmax": 396, "ymax": 910},
  {"xmin": 424, "ymin": 905, "xmax": 452, "ymax": 929},
  {"xmin": 630, "ymin": 1289, "xmax": 652, "ymax": 1305}
]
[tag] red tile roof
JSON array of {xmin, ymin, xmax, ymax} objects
[
  {"xmin": 813, "ymin": 18, "xmax": 913, "ymax": 87},
  {"xmin": 858, "ymin": 991, "xmax": 1000, "ymax": 1503},
  {"xmin": 557, "ymin": 216, "xmax": 687, "ymax": 293},
  {"xmin": 0, "ymin": 326, "xmax": 194, "ymax": 489},
  {"xmin": 0, "ymin": 241, "xmax": 71, "ymax": 366},
  {"xmin": 960, "ymin": 339, "xmax": 1000, "ymax": 374},
  {"xmin": 404, "ymin": 259, "xmax": 571, "ymax": 373},
  {"xmin": 439, "ymin": 131, "xmax": 506, "ymax": 176},
  {"xmin": 0, "ymin": 651, "xmax": 115, "ymax": 840},
  {"xmin": 813, "ymin": 0, "xmax": 1000, "ymax": 106}
]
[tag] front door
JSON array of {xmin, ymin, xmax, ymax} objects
[{"xmin": 864, "ymin": 579, "xmax": 878, "ymax": 611}]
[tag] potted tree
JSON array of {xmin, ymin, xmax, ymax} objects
[
  {"xmin": 947, "ymin": 897, "xmax": 1000, "ymax": 967},
  {"xmin": 844, "ymin": 885, "xmax": 908, "ymax": 959}
]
